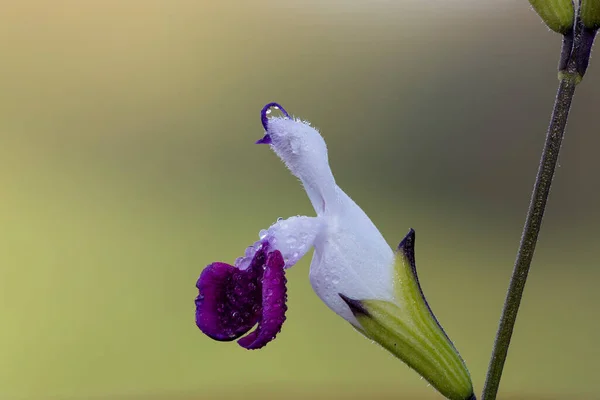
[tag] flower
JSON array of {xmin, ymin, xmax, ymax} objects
[{"xmin": 195, "ymin": 103, "xmax": 475, "ymax": 400}]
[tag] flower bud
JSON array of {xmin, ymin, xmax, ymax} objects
[
  {"xmin": 529, "ymin": 0, "xmax": 575, "ymax": 34},
  {"xmin": 581, "ymin": 0, "xmax": 600, "ymax": 30}
]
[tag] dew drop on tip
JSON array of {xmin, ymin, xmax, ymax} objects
[{"xmin": 266, "ymin": 105, "xmax": 286, "ymax": 120}]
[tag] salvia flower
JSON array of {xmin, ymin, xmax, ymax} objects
[{"xmin": 195, "ymin": 103, "xmax": 475, "ymax": 400}]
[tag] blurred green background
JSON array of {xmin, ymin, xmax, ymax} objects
[{"xmin": 1, "ymin": 1, "xmax": 599, "ymax": 399}]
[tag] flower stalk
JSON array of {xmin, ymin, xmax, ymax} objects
[{"xmin": 481, "ymin": 8, "xmax": 596, "ymax": 400}]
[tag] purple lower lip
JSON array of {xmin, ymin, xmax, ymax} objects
[
  {"xmin": 237, "ymin": 251, "xmax": 287, "ymax": 350},
  {"xmin": 195, "ymin": 252, "xmax": 265, "ymax": 342},
  {"xmin": 195, "ymin": 246, "xmax": 288, "ymax": 349}
]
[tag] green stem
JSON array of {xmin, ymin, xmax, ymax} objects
[
  {"xmin": 479, "ymin": 2, "xmax": 600, "ymax": 395},
  {"xmin": 480, "ymin": 73, "xmax": 576, "ymax": 400},
  {"xmin": 481, "ymin": 9, "xmax": 598, "ymax": 397}
]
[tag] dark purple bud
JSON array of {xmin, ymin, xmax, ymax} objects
[{"xmin": 260, "ymin": 102, "xmax": 290, "ymax": 131}]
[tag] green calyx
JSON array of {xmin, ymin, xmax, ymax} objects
[
  {"xmin": 340, "ymin": 230, "xmax": 474, "ymax": 400},
  {"xmin": 581, "ymin": 0, "xmax": 600, "ymax": 29},
  {"xmin": 529, "ymin": 0, "xmax": 575, "ymax": 34}
]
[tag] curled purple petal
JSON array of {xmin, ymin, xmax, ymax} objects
[
  {"xmin": 195, "ymin": 249, "xmax": 266, "ymax": 341},
  {"xmin": 260, "ymin": 102, "xmax": 290, "ymax": 131},
  {"xmin": 238, "ymin": 250, "xmax": 287, "ymax": 350},
  {"xmin": 196, "ymin": 247, "xmax": 288, "ymax": 349}
]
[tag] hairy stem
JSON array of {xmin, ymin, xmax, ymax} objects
[
  {"xmin": 480, "ymin": 73, "xmax": 576, "ymax": 400},
  {"xmin": 480, "ymin": 9, "xmax": 598, "ymax": 396}
]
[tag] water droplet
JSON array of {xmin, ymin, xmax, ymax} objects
[
  {"xmin": 331, "ymin": 275, "xmax": 340, "ymax": 285},
  {"xmin": 237, "ymin": 257, "xmax": 251, "ymax": 270},
  {"xmin": 259, "ymin": 229, "xmax": 268, "ymax": 239},
  {"xmin": 277, "ymin": 217, "xmax": 283, "ymax": 222},
  {"xmin": 265, "ymin": 105, "xmax": 287, "ymax": 120},
  {"xmin": 290, "ymin": 138, "xmax": 302, "ymax": 154},
  {"xmin": 292, "ymin": 252, "xmax": 299, "ymax": 259}
]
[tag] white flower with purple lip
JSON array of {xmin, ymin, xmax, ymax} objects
[{"xmin": 195, "ymin": 103, "xmax": 475, "ymax": 400}]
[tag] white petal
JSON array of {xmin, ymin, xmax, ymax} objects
[
  {"xmin": 265, "ymin": 111, "xmax": 395, "ymax": 327},
  {"xmin": 235, "ymin": 215, "xmax": 324, "ymax": 270},
  {"xmin": 266, "ymin": 117, "xmax": 339, "ymax": 216},
  {"xmin": 309, "ymin": 189, "xmax": 395, "ymax": 327}
]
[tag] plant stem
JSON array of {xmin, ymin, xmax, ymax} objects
[{"xmin": 480, "ymin": 60, "xmax": 579, "ymax": 400}]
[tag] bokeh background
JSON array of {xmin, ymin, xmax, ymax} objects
[{"xmin": 1, "ymin": 1, "xmax": 599, "ymax": 399}]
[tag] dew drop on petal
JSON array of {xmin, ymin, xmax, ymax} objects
[
  {"xmin": 259, "ymin": 229, "xmax": 268, "ymax": 239},
  {"xmin": 290, "ymin": 139, "xmax": 302, "ymax": 154},
  {"xmin": 237, "ymin": 257, "xmax": 251, "ymax": 270},
  {"xmin": 265, "ymin": 105, "xmax": 287, "ymax": 120}
]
